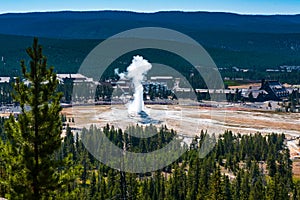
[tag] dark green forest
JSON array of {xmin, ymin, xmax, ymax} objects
[
  {"xmin": 0, "ymin": 34, "xmax": 300, "ymax": 84},
  {"xmin": 1, "ymin": 117, "xmax": 299, "ymax": 199}
]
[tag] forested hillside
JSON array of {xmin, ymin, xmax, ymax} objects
[
  {"xmin": 0, "ymin": 11, "xmax": 300, "ymax": 78},
  {"xmin": 0, "ymin": 34, "xmax": 300, "ymax": 84}
]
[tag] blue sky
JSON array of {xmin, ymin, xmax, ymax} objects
[{"xmin": 1, "ymin": 0, "xmax": 300, "ymax": 14}]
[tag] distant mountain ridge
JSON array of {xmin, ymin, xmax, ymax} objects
[
  {"xmin": 1, "ymin": 11, "xmax": 300, "ymax": 40},
  {"xmin": 0, "ymin": 11, "xmax": 300, "ymax": 76}
]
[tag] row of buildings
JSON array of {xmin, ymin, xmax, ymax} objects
[
  {"xmin": 57, "ymin": 74, "xmax": 299, "ymax": 102},
  {"xmin": 0, "ymin": 74, "xmax": 299, "ymax": 104}
]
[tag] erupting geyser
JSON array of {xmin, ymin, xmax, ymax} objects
[{"xmin": 115, "ymin": 55, "xmax": 152, "ymax": 116}]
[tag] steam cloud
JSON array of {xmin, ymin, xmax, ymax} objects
[{"xmin": 115, "ymin": 55, "xmax": 152, "ymax": 115}]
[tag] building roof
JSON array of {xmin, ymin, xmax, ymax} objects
[
  {"xmin": 0, "ymin": 77, "xmax": 10, "ymax": 83},
  {"xmin": 150, "ymin": 76, "xmax": 173, "ymax": 80},
  {"xmin": 57, "ymin": 73, "xmax": 88, "ymax": 80},
  {"xmin": 261, "ymin": 80, "xmax": 289, "ymax": 100},
  {"xmin": 244, "ymin": 89, "xmax": 268, "ymax": 99},
  {"xmin": 195, "ymin": 89, "xmax": 235, "ymax": 94},
  {"xmin": 57, "ymin": 73, "xmax": 95, "ymax": 83}
]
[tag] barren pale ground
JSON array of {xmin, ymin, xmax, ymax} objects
[{"xmin": 62, "ymin": 104, "xmax": 300, "ymax": 137}]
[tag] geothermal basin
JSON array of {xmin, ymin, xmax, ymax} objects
[{"xmin": 62, "ymin": 104, "xmax": 300, "ymax": 137}]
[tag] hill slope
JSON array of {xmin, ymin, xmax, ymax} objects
[
  {"xmin": 1, "ymin": 11, "xmax": 300, "ymax": 39},
  {"xmin": 0, "ymin": 11, "xmax": 300, "ymax": 77}
]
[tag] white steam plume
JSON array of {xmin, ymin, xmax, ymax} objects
[{"xmin": 115, "ymin": 55, "xmax": 152, "ymax": 115}]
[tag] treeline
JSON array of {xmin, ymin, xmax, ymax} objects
[
  {"xmin": 67, "ymin": 127, "xmax": 298, "ymax": 200},
  {"xmin": 0, "ymin": 115, "xmax": 299, "ymax": 199},
  {"xmin": 6, "ymin": 119, "xmax": 300, "ymax": 199},
  {"xmin": 221, "ymin": 70, "xmax": 300, "ymax": 85},
  {"xmin": 55, "ymin": 126, "xmax": 300, "ymax": 199}
]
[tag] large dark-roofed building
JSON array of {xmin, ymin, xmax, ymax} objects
[{"xmin": 260, "ymin": 80, "xmax": 289, "ymax": 101}]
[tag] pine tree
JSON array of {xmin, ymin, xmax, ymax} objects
[
  {"xmin": 266, "ymin": 178, "xmax": 277, "ymax": 200},
  {"xmin": 90, "ymin": 172, "xmax": 97, "ymax": 198},
  {"xmin": 98, "ymin": 172, "xmax": 107, "ymax": 200},
  {"xmin": 233, "ymin": 171, "xmax": 242, "ymax": 200},
  {"xmin": 266, "ymin": 153, "xmax": 276, "ymax": 177},
  {"xmin": 222, "ymin": 175, "xmax": 232, "ymax": 200},
  {"xmin": 248, "ymin": 92, "xmax": 254, "ymax": 102},
  {"xmin": 1, "ymin": 38, "xmax": 66, "ymax": 199},
  {"xmin": 209, "ymin": 166, "xmax": 223, "ymax": 200},
  {"xmin": 240, "ymin": 171, "xmax": 250, "ymax": 200},
  {"xmin": 63, "ymin": 124, "xmax": 76, "ymax": 160}
]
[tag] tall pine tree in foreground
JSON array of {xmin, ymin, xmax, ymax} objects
[{"xmin": 2, "ymin": 38, "xmax": 65, "ymax": 199}]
